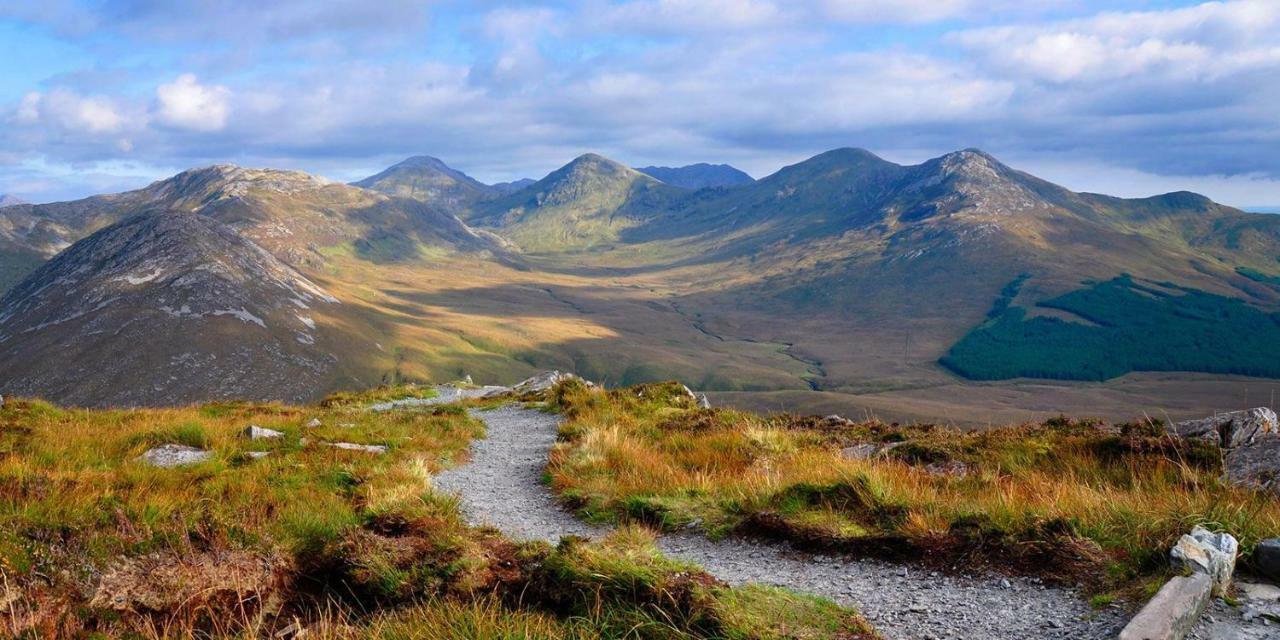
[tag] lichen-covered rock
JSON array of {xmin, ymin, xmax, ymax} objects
[
  {"xmin": 509, "ymin": 371, "xmax": 594, "ymax": 397},
  {"xmin": 138, "ymin": 444, "xmax": 211, "ymax": 468},
  {"xmin": 327, "ymin": 442, "xmax": 387, "ymax": 454},
  {"xmin": 305, "ymin": 418, "xmax": 323, "ymax": 428},
  {"xmin": 1170, "ymin": 408, "xmax": 1277, "ymax": 448},
  {"xmin": 1170, "ymin": 525, "xmax": 1238, "ymax": 595}
]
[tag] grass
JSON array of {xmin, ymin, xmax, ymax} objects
[
  {"xmin": 0, "ymin": 386, "xmax": 872, "ymax": 639},
  {"xmin": 546, "ymin": 380, "xmax": 1280, "ymax": 600}
]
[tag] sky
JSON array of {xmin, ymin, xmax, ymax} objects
[{"xmin": 0, "ymin": 0, "xmax": 1278, "ymax": 208}]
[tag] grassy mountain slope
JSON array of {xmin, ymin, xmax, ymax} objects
[
  {"xmin": 352, "ymin": 155, "xmax": 496, "ymax": 213},
  {"xmin": 470, "ymin": 153, "xmax": 686, "ymax": 253}
]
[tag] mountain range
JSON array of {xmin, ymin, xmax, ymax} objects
[{"xmin": 2, "ymin": 147, "xmax": 1278, "ymax": 420}]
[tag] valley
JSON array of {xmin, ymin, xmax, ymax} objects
[{"xmin": 3, "ymin": 148, "xmax": 1280, "ymax": 422}]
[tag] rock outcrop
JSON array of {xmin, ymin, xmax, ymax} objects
[
  {"xmin": 1169, "ymin": 525, "xmax": 1238, "ymax": 595},
  {"xmin": 1170, "ymin": 408, "xmax": 1280, "ymax": 496}
]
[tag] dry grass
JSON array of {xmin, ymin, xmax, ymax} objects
[
  {"xmin": 0, "ymin": 388, "xmax": 874, "ymax": 639},
  {"xmin": 547, "ymin": 381, "xmax": 1280, "ymax": 597}
]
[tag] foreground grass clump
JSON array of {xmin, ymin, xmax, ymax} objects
[
  {"xmin": 0, "ymin": 387, "xmax": 872, "ymax": 639},
  {"xmin": 547, "ymin": 380, "xmax": 1280, "ymax": 596}
]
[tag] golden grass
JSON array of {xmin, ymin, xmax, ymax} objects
[{"xmin": 548, "ymin": 381, "xmax": 1280, "ymax": 594}]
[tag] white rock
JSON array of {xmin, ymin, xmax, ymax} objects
[
  {"xmin": 138, "ymin": 444, "xmax": 211, "ymax": 468},
  {"xmin": 327, "ymin": 442, "xmax": 387, "ymax": 454},
  {"xmin": 246, "ymin": 451, "xmax": 271, "ymax": 460},
  {"xmin": 305, "ymin": 418, "xmax": 322, "ymax": 428},
  {"xmin": 1170, "ymin": 525, "xmax": 1238, "ymax": 595},
  {"xmin": 698, "ymin": 394, "xmax": 711, "ymax": 409},
  {"xmin": 242, "ymin": 425, "xmax": 284, "ymax": 439}
]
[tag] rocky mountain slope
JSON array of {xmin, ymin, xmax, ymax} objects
[
  {"xmin": 0, "ymin": 211, "xmax": 341, "ymax": 407},
  {"xmin": 0, "ymin": 194, "xmax": 26, "ymax": 207},
  {"xmin": 635, "ymin": 163, "xmax": 754, "ymax": 189}
]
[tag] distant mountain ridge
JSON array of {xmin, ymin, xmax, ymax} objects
[
  {"xmin": 635, "ymin": 163, "xmax": 754, "ymax": 189},
  {"xmin": 5, "ymin": 146, "xmax": 1280, "ymax": 412},
  {"xmin": 0, "ymin": 194, "xmax": 27, "ymax": 208}
]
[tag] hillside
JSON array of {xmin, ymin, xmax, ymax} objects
[
  {"xmin": 352, "ymin": 155, "xmax": 496, "ymax": 213},
  {"xmin": 0, "ymin": 194, "xmax": 26, "ymax": 207},
  {"xmin": 469, "ymin": 153, "xmax": 686, "ymax": 252},
  {"xmin": 0, "ymin": 212, "xmax": 342, "ymax": 407},
  {"xmin": 636, "ymin": 163, "xmax": 754, "ymax": 189}
]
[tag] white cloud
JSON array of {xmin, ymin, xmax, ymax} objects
[
  {"xmin": 155, "ymin": 74, "xmax": 231, "ymax": 132},
  {"xmin": 592, "ymin": 0, "xmax": 782, "ymax": 32},
  {"xmin": 12, "ymin": 89, "xmax": 127, "ymax": 134},
  {"xmin": 953, "ymin": 0, "xmax": 1280, "ymax": 82}
]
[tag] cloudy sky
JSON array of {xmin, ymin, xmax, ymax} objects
[{"xmin": 0, "ymin": 0, "xmax": 1278, "ymax": 208}]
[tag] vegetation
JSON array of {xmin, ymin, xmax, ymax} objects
[
  {"xmin": 546, "ymin": 380, "xmax": 1280, "ymax": 599},
  {"xmin": 0, "ymin": 387, "xmax": 870, "ymax": 638},
  {"xmin": 942, "ymin": 275, "xmax": 1280, "ymax": 380}
]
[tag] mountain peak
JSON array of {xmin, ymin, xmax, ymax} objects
[
  {"xmin": 636, "ymin": 163, "xmax": 754, "ymax": 190},
  {"xmin": 352, "ymin": 155, "xmax": 491, "ymax": 208},
  {"xmin": 0, "ymin": 194, "xmax": 29, "ymax": 208}
]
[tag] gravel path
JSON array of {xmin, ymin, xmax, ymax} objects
[{"xmin": 433, "ymin": 405, "xmax": 1130, "ymax": 640}]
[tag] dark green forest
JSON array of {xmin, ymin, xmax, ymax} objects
[{"xmin": 941, "ymin": 275, "xmax": 1280, "ymax": 381}]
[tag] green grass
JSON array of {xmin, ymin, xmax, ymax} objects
[{"xmin": 942, "ymin": 275, "xmax": 1280, "ymax": 380}]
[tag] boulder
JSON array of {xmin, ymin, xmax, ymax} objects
[
  {"xmin": 242, "ymin": 425, "xmax": 284, "ymax": 440},
  {"xmin": 1171, "ymin": 408, "xmax": 1280, "ymax": 496},
  {"xmin": 1170, "ymin": 408, "xmax": 1277, "ymax": 448},
  {"xmin": 697, "ymin": 394, "xmax": 712, "ymax": 409},
  {"xmin": 305, "ymin": 418, "xmax": 323, "ymax": 428},
  {"xmin": 1170, "ymin": 525, "xmax": 1238, "ymax": 595},
  {"xmin": 138, "ymin": 444, "xmax": 212, "ymax": 468},
  {"xmin": 1256, "ymin": 538, "xmax": 1280, "ymax": 583}
]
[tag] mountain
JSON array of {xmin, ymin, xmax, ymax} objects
[
  {"xmin": 469, "ymin": 153, "xmax": 684, "ymax": 253},
  {"xmin": 0, "ymin": 194, "xmax": 27, "ymax": 208},
  {"xmin": 4, "ymin": 146, "xmax": 1280, "ymax": 422},
  {"xmin": 352, "ymin": 155, "xmax": 495, "ymax": 213},
  {"xmin": 0, "ymin": 212, "xmax": 341, "ymax": 407},
  {"xmin": 636, "ymin": 163, "xmax": 754, "ymax": 189},
  {"xmin": 490, "ymin": 178, "xmax": 536, "ymax": 194},
  {"xmin": 0, "ymin": 164, "xmax": 505, "ymax": 292}
]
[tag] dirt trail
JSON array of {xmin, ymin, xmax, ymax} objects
[{"xmin": 432, "ymin": 405, "xmax": 1129, "ymax": 640}]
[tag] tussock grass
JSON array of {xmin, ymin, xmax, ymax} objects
[
  {"xmin": 0, "ymin": 388, "xmax": 873, "ymax": 639},
  {"xmin": 547, "ymin": 381, "xmax": 1280, "ymax": 597}
]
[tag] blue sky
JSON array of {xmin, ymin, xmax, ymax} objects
[{"xmin": 0, "ymin": 0, "xmax": 1278, "ymax": 208}]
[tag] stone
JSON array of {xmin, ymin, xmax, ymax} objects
[
  {"xmin": 242, "ymin": 425, "xmax": 284, "ymax": 440},
  {"xmin": 1256, "ymin": 538, "xmax": 1280, "ymax": 583},
  {"xmin": 1238, "ymin": 581, "xmax": 1280, "ymax": 602},
  {"xmin": 1118, "ymin": 573, "xmax": 1212, "ymax": 640},
  {"xmin": 1170, "ymin": 525, "xmax": 1238, "ymax": 595},
  {"xmin": 841, "ymin": 444, "xmax": 882, "ymax": 460},
  {"xmin": 508, "ymin": 371, "xmax": 594, "ymax": 397},
  {"xmin": 0, "ymin": 394, "xmax": 5, "ymax": 408},
  {"xmin": 1170, "ymin": 408, "xmax": 1280, "ymax": 496},
  {"xmin": 138, "ymin": 444, "xmax": 212, "ymax": 468},
  {"xmin": 246, "ymin": 451, "xmax": 271, "ymax": 460},
  {"xmin": 697, "ymin": 394, "xmax": 711, "ymax": 409},
  {"xmin": 1170, "ymin": 408, "xmax": 1276, "ymax": 449},
  {"xmin": 462, "ymin": 374, "xmax": 474, "ymax": 385},
  {"xmin": 327, "ymin": 442, "xmax": 387, "ymax": 454},
  {"xmin": 305, "ymin": 418, "xmax": 322, "ymax": 428}
]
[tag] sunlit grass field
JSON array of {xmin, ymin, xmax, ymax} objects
[
  {"xmin": 547, "ymin": 380, "xmax": 1280, "ymax": 600},
  {"xmin": 0, "ymin": 387, "xmax": 872, "ymax": 639}
]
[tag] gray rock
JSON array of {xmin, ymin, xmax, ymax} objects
[
  {"xmin": 508, "ymin": 371, "xmax": 594, "ymax": 397},
  {"xmin": 1119, "ymin": 573, "xmax": 1212, "ymax": 640},
  {"xmin": 305, "ymin": 418, "xmax": 322, "ymax": 428},
  {"xmin": 1171, "ymin": 408, "xmax": 1280, "ymax": 496},
  {"xmin": 246, "ymin": 451, "xmax": 271, "ymax": 460},
  {"xmin": 1170, "ymin": 408, "xmax": 1276, "ymax": 449},
  {"xmin": 0, "ymin": 394, "xmax": 5, "ymax": 408},
  {"xmin": 327, "ymin": 442, "xmax": 387, "ymax": 454},
  {"xmin": 462, "ymin": 374, "xmax": 474, "ymax": 385},
  {"xmin": 138, "ymin": 444, "xmax": 212, "ymax": 468},
  {"xmin": 841, "ymin": 443, "xmax": 882, "ymax": 460},
  {"xmin": 242, "ymin": 425, "xmax": 284, "ymax": 439},
  {"xmin": 697, "ymin": 394, "xmax": 711, "ymax": 409},
  {"xmin": 1170, "ymin": 525, "xmax": 1238, "ymax": 595},
  {"xmin": 1256, "ymin": 538, "xmax": 1280, "ymax": 583}
]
